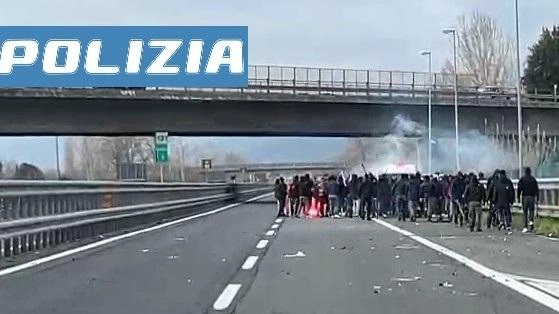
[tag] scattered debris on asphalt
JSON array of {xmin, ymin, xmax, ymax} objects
[
  {"xmin": 283, "ymin": 251, "xmax": 306, "ymax": 258},
  {"xmin": 422, "ymin": 260, "xmax": 426, "ymax": 264},
  {"xmin": 427, "ymin": 263, "xmax": 445, "ymax": 269},
  {"xmin": 394, "ymin": 244, "xmax": 420, "ymax": 250},
  {"xmin": 370, "ymin": 246, "xmax": 376, "ymax": 251},
  {"xmin": 348, "ymin": 281, "xmax": 353, "ymax": 286},
  {"xmin": 395, "ymin": 255, "xmax": 400, "ymax": 259},
  {"xmin": 167, "ymin": 255, "xmax": 180, "ymax": 260},
  {"xmin": 465, "ymin": 292, "xmax": 479, "ymax": 296},
  {"xmin": 173, "ymin": 237, "xmax": 186, "ymax": 241},
  {"xmin": 221, "ymin": 258, "xmax": 227, "ymax": 262},
  {"xmin": 451, "ymin": 271, "xmax": 457, "ymax": 276},
  {"xmin": 439, "ymin": 281, "xmax": 454, "ymax": 288},
  {"xmin": 330, "ymin": 246, "xmax": 335, "ymax": 251},
  {"xmin": 187, "ymin": 278, "xmax": 192, "ymax": 284},
  {"xmin": 537, "ymin": 250, "xmax": 542, "ymax": 255},
  {"xmin": 440, "ymin": 235, "xmax": 457, "ymax": 239},
  {"xmin": 141, "ymin": 249, "xmax": 149, "ymax": 253},
  {"xmin": 391, "ymin": 276, "xmax": 421, "ymax": 282}
]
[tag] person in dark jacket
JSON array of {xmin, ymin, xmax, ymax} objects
[
  {"xmin": 348, "ymin": 174, "xmax": 360, "ymax": 218},
  {"xmin": 377, "ymin": 174, "xmax": 392, "ymax": 218},
  {"xmin": 450, "ymin": 172, "xmax": 466, "ymax": 226},
  {"xmin": 493, "ymin": 170, "xmax": 515, "ymax": 231},
  {"xmin": 327, "ymin": 175, "xmax": 340, "ymax": 218},
  {"xmin": 420, "ymin": 176, "xmax": 430, "ymax": 218},
  {"xmin": 427, "ymin": 176, "xmax": 441, "ymax": 222},
  {"xmin": 393, "ymin": 174, "xmax": 409, "ymax": 221},
  {"xmin": 287, "ymin": 176, "xmax": 300, "ymax": 217},
  {"xmin": 518, "ymin": 167, "xmax": 539, "ymax": 232},
  {"xmin": 358, "ymin": 174, "xmax": 374, "ymax": 220},
  {"xmin": 485, "ymin": 169, "xmax": 500, "ymax": 228},
  {"xmin": 463, "ymin": 175, "xmax": 486, "ymax": 232},
  {"xmin": 274, "ymin": 177, "xmax": 288, "ymax": 217},
  {"xmin": 297, "ymin": 174, "xmax": 313, "ymax": 218},
  {"xmin": 337, "ymin": 175, "xmax": 348, "ymax": 216},
  {"xmin": 407, "ymin": 173, "xmax": 421, "ymax": 222}
]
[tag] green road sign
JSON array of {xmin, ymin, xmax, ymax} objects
[{"xmin": 155, "ymin": 132, "xmax": 169, "ymax": 164}]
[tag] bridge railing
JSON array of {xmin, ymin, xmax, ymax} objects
[{"xmin": 0, "ymin": 181, "xmax": 272, "ymax": 259}]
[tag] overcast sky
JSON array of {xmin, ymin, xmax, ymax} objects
[{"xmin": 0, "ymin": 0, "xmax": 557, "ymax": 169}]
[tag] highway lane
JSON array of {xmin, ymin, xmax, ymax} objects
[
  {"xmin": 390, "ymin": 219, "xmax": 559, "ymax": 282},
  {"xmin": 235, "ymin": 217, "xmax": 558, "ymax": 314},
  {"xmin": 0, "ymin": 198, "xmax": 277, "ymax": 314}
]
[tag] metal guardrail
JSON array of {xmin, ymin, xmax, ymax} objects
[
  {"xmin": 0, "ymin": 181, "xmax": 272, "ymax": 259},
  {"xmin": 1, "ymin": 65, "xmax": 557, "ymax": 106}
]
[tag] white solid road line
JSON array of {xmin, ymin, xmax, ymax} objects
[
  {"xmin": 213, "ymin": 283, "xmax": 242, "ymax": 311},
  {"xmin": 241, "ymin": 256, "xmax": 259, "ymax": 270},
  {"xmin": 271, "ymin": 224, "xmax": 280, "ymax": 229},
  {"xmin": 265, "ymin": 230, "xmax": 275, "ymax": 236},
  {"xmin": 0, "ymin": 193, "xmax": 272, "ymax": 278},
  {"xmin": 275, "ymin": 218, "xmax": 283, "ymax": 223},
  {"xmin": 256, "ymin": 239, "xmax": 268, "ymax": 249},
  {"xmin": 373, "ymin": 218, "xmax": 559, "ymax": 313}
]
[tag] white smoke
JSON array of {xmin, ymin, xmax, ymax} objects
[{"xmin": 351, "ymin": 114, "xmax": 516, "ymax": 175}]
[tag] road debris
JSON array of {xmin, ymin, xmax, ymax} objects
[
  {"xmin": 440, "ymin": 235, "xmax": 457, "ymax": 239},
  {"xmin": 141, "ymin": 249, "xmax": 149, "ymax": 253},
  {"xmin": 330, "ymin": 246, "xmax": 335, "ymax": 251},
  {"xmin": 221, "ymin": 258, "xmax": 227, "ymax": 262},
  {"xmin": 465, "ymin": 292, "xmax": 478, "ymax": 296},
  {"xmin": 283, "ymin": 251, "xmax": 306, "ymax": 258},
  {"xmin": 439, "ymin": 281, "xmax": 454, "ymax": 288},
  {"xmin": 167, "ymin": 255, "xmax": 180, "ymax": 260},
  {"xmin": 187, "ymin": 278, "xmax": 192, "ymax": 284},
  {"xmin": 394, "ymin": 244, "xmax": 420, "ymax": 250},
  {"xmin": 391, "ymin": 276, "xmax": 421, "ymax": 282},
  {"xmin": 395, "ymin": 255, "xmax": 400, "ymax": 259},
  {"xmin": 427, "ymin": 263, "xmax": 446, "ymax": 268},
  {"xmin": 370, "ymin": 246, "xmax": 376, "ymax": 251},
  {"xmin": 173, "ymin": 237, "xmax": 186, "ymax": 241}
]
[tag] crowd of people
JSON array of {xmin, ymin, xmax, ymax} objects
[{"xmin": 274, "ymin": 167, "xmax": 540, "ymax": 233}]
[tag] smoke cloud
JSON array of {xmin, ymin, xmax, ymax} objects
[{"xmin": 351, "ymin": 114, "xmax": 517, "ymax": 175}]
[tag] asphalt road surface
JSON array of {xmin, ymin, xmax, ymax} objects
[
  {"xmin": 0, "ymin": 199, "xmax": 277, "ymax": 314},
  {"xmin": 1, "ymin": 198, "xmax": 558, "ymax": 314},
  {"xmin": 235, "ymin": 216, "xmax": 559, "ymax": 314}
]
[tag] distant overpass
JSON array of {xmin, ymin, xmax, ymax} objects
[
  {"xmin": 1, "ymin": 65, "xmax": 558, "ymax": 136},
  {"xmin": 207, "ymin": 162, "xmax": 349, "ymax": 173}
]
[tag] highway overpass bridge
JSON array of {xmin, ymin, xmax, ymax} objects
[{"xmin": 1, "ymin": 65, "xmax": 559, "ymax": 137}]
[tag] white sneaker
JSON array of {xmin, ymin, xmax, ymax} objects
[
  {"xmin": 334, "ymin": 214, "xmax": 340, "ymax": 219},
  {"xmin": 522, "ymin": 228, "xmax": 528, "ymax": 233}
]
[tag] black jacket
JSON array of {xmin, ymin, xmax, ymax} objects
[
  {"xmin": 275, "ymin": 183, "xmax": 287, "ymax": 199},
  {"xmin": 493, "ymin": 178, "xmax": 515, "ymax": 207},
  {"xmin": 359, "ymin": 180, "xmax": 374, "ymax": 199},
  {"xmin": 393, "ymin": 179, "xmax": 409, "ymax": 197},
  {"xmin": 464, "ymin": 182, "xmax": 486, "ymax": 204},
  {"xmin": 451, "ymin": 178, "xmax": 466, "ymax": 200},
  {"xmin": 427, "ymin": 181, "xmax": 441, "ymax": 198},
  {"xmin": 407, "ymin": 178, "xmax": 421, "ymax": 201},
  {"xmin": 377, "ymin": 180, "xmax": 392, "ymax": 200},
  {"xmin": 518, "ymin": 175, "xmax": 539, "ymax": 199},
  {"xmin": 299, "ymin": 179, "xmax": 313, "ymax": 197}
]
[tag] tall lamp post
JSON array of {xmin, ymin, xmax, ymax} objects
[
  {"xmin": 420, "ymin": 50, "xmax": 433, "ymax": 174},
  {"xmin": 443, "ymin": 28, "xmax": 460, "ymax": 172},
  {"xmin": 515, "ymin": 0, "xmax": 523, "ymax": 178}
]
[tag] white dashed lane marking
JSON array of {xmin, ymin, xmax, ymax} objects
[
  {"xmin": 241, "ymin": 256, "xmax": 259, "ymax": 270},
  {"xmin": 256, "ymin": 239, "xmax": 268, "ymax": 249},
  {"xmin": 271, "ymin": 224, "xmax": 280, "ymax": 229},
  {"xmin": 213, "ymin": 283, "xmax": 242, "ymax": 310},
  {"xmin": 265, "ymin": 230, "xmax": 275, "ymax": 236}
]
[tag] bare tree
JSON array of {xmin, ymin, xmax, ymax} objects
[{"xmin": 443, "ymin": 10, "xmax": 515, "ymax": 87}]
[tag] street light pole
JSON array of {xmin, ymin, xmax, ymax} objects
[
  {"xmin": 55, "ymin": 136, "xmax": 61, "ymax": 179},
  {"xmin": 420, "ymin": 50, "xmax": 433, "ymax": 174},
  {"xmin": 444, "ymin": 28, "xmax": 460, "ymax": 172},
  {"xmin": 515, "ymin": 0, "xmax": 523, "ymax": 179}
]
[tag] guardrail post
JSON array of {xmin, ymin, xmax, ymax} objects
[
  {"xmin": 292, "ymin": 67, "xmax": 296, "ymax": 94},
  {"xmin": 389, "ymin": 71, "xmax": 393, "ymax": 98},
  {"xmin": 412, "ymin": 72, "xmax": 415, "ymax": 98},
  {"xmin": 267, "ymin": 66, "xmax": 270, "ymax": 94},
  {"xmin": 554, "ymin": 84, "xmax": 557, "ymax": 103},
  {"xmin": 366, "ymin": 70, "xmax": 370, "ymax": 96},
  {"xmin": 318, "ymin": 69, "xmax": 321, "ymax": 95},
  {"xmin": 342, "ymin": 70, "xmax": 346, "ymax": 96}
]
